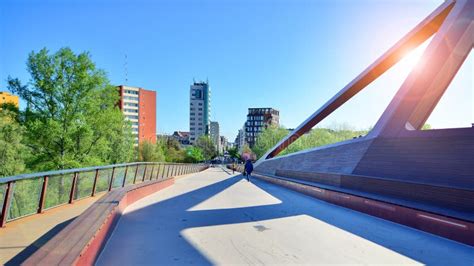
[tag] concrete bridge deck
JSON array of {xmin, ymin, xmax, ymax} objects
[{"xmin": 97, "ymin": 168, "xmax": 474, "ymax": 265}]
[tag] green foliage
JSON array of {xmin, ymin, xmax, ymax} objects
[
  {"xmin": 253, "ymin": 125, "xmax": 289, "ymax": 159},
  {"xmin": 160, "ymin": 137, "xmax": 186, "ymax": 162},
  {"xmin": 139, "ymin": 141, "xmax": 156, "ymax": 162},
  {"xmin": 195, "ymin": 135, "xmax": 217, "ymax": 160},
  {"xmin": 421, "ymin": 124, "xmax": 432, "ymax": 130},
  {"xmin": 0, "ymin": 110, "xmax": 29, "ymax": 177},
  {"xmin": 7, "ymin": 47, "xmax": 134, "ymax": 171},
  {"xmin": 185, "ymin": 146, "xmax": 204, "ymax": 163},
  {"xmin": 253, "ymin": 124, "xmax": 370, "ymax": 160},
  {"xmin": 227, "ymin": 147, "xmax": 240, "ymax": 160}
]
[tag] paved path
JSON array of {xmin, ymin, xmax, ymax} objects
[{"xmin": 97, "ymin": 168, "xmax": 474, "ymax": 265}]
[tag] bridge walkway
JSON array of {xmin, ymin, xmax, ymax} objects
[
  {"xmin": 97, "ymin": 167, "xmax": 473, "ymax": 265},
  {"xmin": 0, "ymin": 195, "xmax": 102, "ymax": 265}
]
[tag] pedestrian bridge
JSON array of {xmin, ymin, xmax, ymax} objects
[{"xmin": 2, "ymin": 167, "xmax": 472, "ymax": 265}]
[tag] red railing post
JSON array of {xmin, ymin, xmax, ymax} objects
[
  {"xmin": 108, "ymin": 167, "xmax": 116, "ymax": 191},
  {"xmin": 69, "ymin": 173, "xmax": 78, "ymax": 204},
  {"xmin": 1, "ymin": 181, "xmax": 14, "ymax": 227},
  {"xmin": 122, "ymin": 166, "xmax": 129, "ymax": 187},
  {"xmin": 156, "ymin": 164, "xmax": 161, "ymax": 180},
  {"xmin": 171, "ymin": 164, "xmax": 176, "ymax": 176},
  {"xmin": 149, "ymin": 165, "xmax": 155, "ymax": 181},
  {"xmin": 91, "ymin": 169, "xmax": 99, "ymax": 197},
  {"xmin": 165, "ymin": 164, "xmax": 170, "ymax": 178},
  {"xmin": 38, "ymin": 176, "xmax": 48, "ymax": 214},
  {"xmin": 142, "ymin": 165, "xmax": 147, "ymax": 182},
  {"xmin": 133, "ymin": 165, "xmax": 139, "ymax": 184}
]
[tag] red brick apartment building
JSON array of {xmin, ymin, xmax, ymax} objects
[{"xmin": 117, "ymin": 85, "xmax": 156, "ymax": 145}]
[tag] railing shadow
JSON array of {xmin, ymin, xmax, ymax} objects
[{"xmin": 5, "ymin": 218, "xmax": 75, "ymax": 265}]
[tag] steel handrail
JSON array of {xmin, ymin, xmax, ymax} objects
[
  {"xmin": 0, "ymin": 162, "xmax": 193, "ymax": 183},
  {"xmin": 0, "ymin": 162, "xmax": 208, "ymax": 227}
]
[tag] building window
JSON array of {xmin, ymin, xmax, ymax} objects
[
  {"xmin": 124, "ymin": 102, "xmax": 138, "ymax": 107},
  {"xmin": 126, "ymin": 115, "xmax": 139, "ymax": 120},
  {"xmin": 124, "ymin": 89, "xmax": 139, "ymax": 95},
  {"xmin": 124, "ymin": 108, "xmax": 138, "ymax": 113},
  {"xmin": 124, "ymin": 96, "xmax": 138, "ymax": 101}
]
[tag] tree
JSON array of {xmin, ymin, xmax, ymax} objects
[
  {"xmin": 240, "ymin": 143, "xmax": 255, "ymax": 161},
  {"xmin": 195, "ymin": 135, "xmax": 217, "ymax": 161},
  {"xmin": 161, "ymin": 137, "xmax": 186, "ymax": 162},
  {"xmin": 7, "ymin": 47, "xmax": 134, "ymax": 171},
  {"xmin": 154, "ymin": 139, "xmax": 166, "ymax": 162},
  {"xmin": 0, "ymin": 110, "xmax": 29, "ymax": 177},
  {"xmin": 253, "ymin": 124, "xmax": 370, "ymax": 159},
  {"xmin": 139, "ymin": 141, "xmax": 156, "ymax": 162},
  {"xmin": 185, "ymin": 146, "xmax": 204, "ymax": 163},
  {"xmin": 253, "ymin": 125, "xmax": 289, "ymax": 159},
  {"xmin": 227, "ymin": 147, "xmax": 240, "ymax": 161}
]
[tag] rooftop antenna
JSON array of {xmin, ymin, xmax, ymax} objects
[{"xmin": 124, "ymin": 54, "xmax": 128, "ymax": 84}]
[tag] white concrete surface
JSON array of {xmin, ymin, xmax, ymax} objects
[{"xmin": 97, "ymin": 167, "xmax": 474, "ymax": 265}]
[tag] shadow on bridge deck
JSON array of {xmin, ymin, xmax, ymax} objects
[{"xmin": 97, "ymin": 168, "xmax": 473, "ymax": 265}]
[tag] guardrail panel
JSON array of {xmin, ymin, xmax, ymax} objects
[
  {"xmin": 96, "ymin": 169, "xmax": 112, "ymax": 193},
  {"xmin": 74, "ymin": 171, "xmax": 96, "ymax": 200},
  {"xmin": 45, "ymin": 174, "xmax": 74, "ymax": 210},
  {"xmin": 124, "ymin": 165, "xmax": 136, "ymax": 186},
  {"xmin": 8, "ymin": 178, "xmax": 42, "ymax": 220},
  {"xmin": 0, "ymin": 184, "xmax": 5, "ymax": 219},
  {"xmin": 112, "ymin": 167, "xmax": 126, "ymax": 189},
  {"xmin": 135, "ymin": 165, "xmax": 145, "ymax": 184}
]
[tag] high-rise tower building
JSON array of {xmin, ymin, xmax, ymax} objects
[
  {"xmin": 245, "ymin": 108, "xmax": 279, "ymax": 147},
  {"xmin": 117, "ymin": 85, "xmax": 156, "ymax": 145},
  {"xmin": 189, "ymin": 81, "xmax": 211, "ymax": 144}
]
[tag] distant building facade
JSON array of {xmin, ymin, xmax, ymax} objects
[
  {"xmin": 189, "ymin": 81, "xmax": 211, "ymax": 144},
  {"xmin": 172, "ymin": 131, "xmax": 190, "ymax": 146},
  {"xmin": 0, "ymin": 92, "xmax": 19, "ymax": 108},
  {"xmin": 245, "ymin": 108, "xmax": 280, "ymax": 147},
  {"xmin": 117, "ymin": 85, "xmax": 156, "ymax": 145},
  {"xmin": 235, "ymin": 126, "xmax": 246, "ymax": 153},
  {"xmin": 210, "ymin": 121, "xmax": 220, "ymax": 151},
  {"xmin": 219, "ymin": 136, "xmax": 228, "ymax": 154}
]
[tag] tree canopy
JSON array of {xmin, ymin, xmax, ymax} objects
[
  {"xmin": 195, "ymin": 135, "xmax": 217, "ymax": 161},
  {"xmin": 7, "ymin": 47, "xmax": 135, "ymax": 171},
  {"xmin": 0, "ymin": 109, "xmax": 29, "ymax": 176},
  {"xmin": 253, "ymin": 125, "xmax": 370, "ymax": 160}
]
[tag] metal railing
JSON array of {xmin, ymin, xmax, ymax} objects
[{"xmin": 0, "ymin": 162, "xmax": 207, "ymax": 227}]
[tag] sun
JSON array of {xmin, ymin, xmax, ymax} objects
[{"xmin": 398, "ymin": 39, "xmax": 431, "ymax": 74}]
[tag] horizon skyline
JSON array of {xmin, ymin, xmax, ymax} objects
[{"xmin": 1, "ymin": 0, "xmax": 472, "ymax": 141}]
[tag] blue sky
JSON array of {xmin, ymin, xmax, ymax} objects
[{"xmin": 1, "ymin": 0, "xmax": 472, "ymax": 140}]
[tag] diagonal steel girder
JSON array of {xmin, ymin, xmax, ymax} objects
[{"xmin": 258, "ymin": 0, "xmax": 457, "ymax": 162}]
